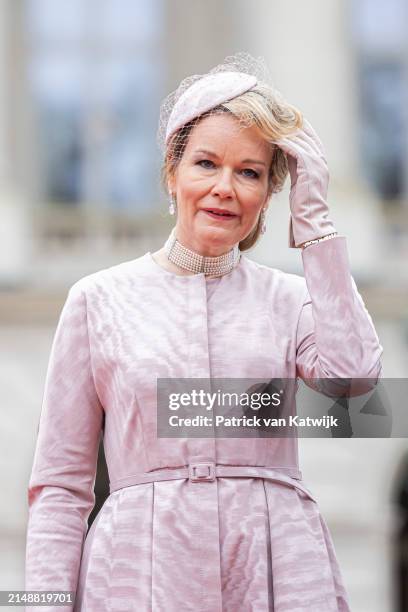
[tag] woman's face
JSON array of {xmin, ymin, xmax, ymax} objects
[{"xmin": 168, "ymin": 113, "xmax": 273, "ymax": 257}]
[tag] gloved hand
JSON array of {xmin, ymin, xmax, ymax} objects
[{"xmin": 274, "ymin": 118, "xmax": 337, "ymax": 248}]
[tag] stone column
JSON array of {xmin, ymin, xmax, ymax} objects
[
  {"xmin": 163, "ymin": 0, "xmax": 236, "ymax": 92},
  {"xmin": 0, "ymin": 0, "xmax": 31, "ymax": 286}
]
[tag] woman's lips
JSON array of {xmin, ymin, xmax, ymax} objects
[{"xmin": 202, "ymin": 210, "xmax": 237, "ymax": 221}]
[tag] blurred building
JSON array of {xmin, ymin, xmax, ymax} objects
[{"xmin": 0, "ymin": 1, "xmax": 407, "ymax": 610}]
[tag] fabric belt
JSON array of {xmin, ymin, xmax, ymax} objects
[{"xmin": 109, "ymin": 463, "xmax": 316, "ymax": 503}]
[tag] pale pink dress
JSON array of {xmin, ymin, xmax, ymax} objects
[{"xmin": 25, "ymin": 236, "xmax": 383, "ymax": 611}]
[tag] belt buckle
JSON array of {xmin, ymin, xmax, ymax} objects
[{"xmin": 188, "ymin": 461, "xmax": 216, "ymax": 483}]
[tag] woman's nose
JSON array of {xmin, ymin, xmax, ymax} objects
[{"xmin": 211, "ymin": 168, "xmax": 234, "ymax": 198}]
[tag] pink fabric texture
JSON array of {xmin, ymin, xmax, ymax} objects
[{"xmin": 25, "ymin": 236, "xmax": 382, "ymax": 611}]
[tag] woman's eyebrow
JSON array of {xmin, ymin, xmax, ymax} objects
[
  {"xmin": 193, "ymin": 149, "xmax": 219, "ymax": 158},
  {"xmin": 241, "ymin": 158, "xmax": 266, "ymax": 167},
  {"xmin": 193, "ymin": 149, "xmax": 266, "ymax": 166}
]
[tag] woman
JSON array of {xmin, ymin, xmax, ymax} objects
[{"xmin": 25, "ymin": 53, "xmax": 382, "ymax": 611}]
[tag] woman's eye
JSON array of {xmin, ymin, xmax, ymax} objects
[
  {"xmin": 242, "ymin": 168, "xmax": 260, "ymax": 179},
  {"xmin": 195, "ymin": 160, "xmax": 259, "ymax": 179},
  {"xmin": 197, "ymin": 159, "xmax": 215, "ymax": 169}
]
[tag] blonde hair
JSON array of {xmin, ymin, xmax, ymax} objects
[{"xmin": 161, "ymin": 83, "xmax": 303, "ymax": 251}]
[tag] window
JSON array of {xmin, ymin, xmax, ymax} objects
[
  {"xmin": 26, "ymin": 0, "xmax": 164, "ymax": 214},
  {"xmin": 350, "ymin": 0, "xmax": 407, "ymax": 201}
]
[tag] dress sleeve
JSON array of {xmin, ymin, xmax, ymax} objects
[
  {"xmin": 296, "ymin": 236, "xmax": 383, "ymax": 393},
  {"xmin": 25, "ymin": 279, "xmax": 104, "ymax": 609}
]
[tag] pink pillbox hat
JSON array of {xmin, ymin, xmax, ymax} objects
[{"xmin": 165, "ymin": 71, "xmax": 257, "ymax": 145}]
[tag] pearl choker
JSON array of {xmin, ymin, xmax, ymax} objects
[{"xmin": 164, "ymin": 227, "xmax": 241, "ymax": 277}]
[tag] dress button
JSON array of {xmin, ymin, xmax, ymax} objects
[{"xmin": 188, "ymin": 462, "xmax": 216, "ymax": 482}]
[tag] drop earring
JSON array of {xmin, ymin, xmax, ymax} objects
[
  {"xmin": 169, "ymin": 193, "xmax": 176, "ymax": 216},
  {"xmin": 260, "ymin": 207, "xmax": 267, "ymax": 234}
]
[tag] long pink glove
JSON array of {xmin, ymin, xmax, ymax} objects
[{"xmin": 274, "ymin": 118, "xmax": 337, "ymax": 248}]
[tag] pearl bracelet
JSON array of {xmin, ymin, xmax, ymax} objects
[{"xmin": 301, "ymin": 232, "xmax": 338, "ymax": 249}]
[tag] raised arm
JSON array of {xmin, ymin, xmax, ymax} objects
[
  {"xmin": 296, "ymin": 235, "xmax": 383, "ymax": 384},
  {"xmin": 274, "ymin": 118, "xmax": 383, "ymax": 391},
  {"xmin": 25, "ymin": 279, "xmax": 104, "ymax": 611}
]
